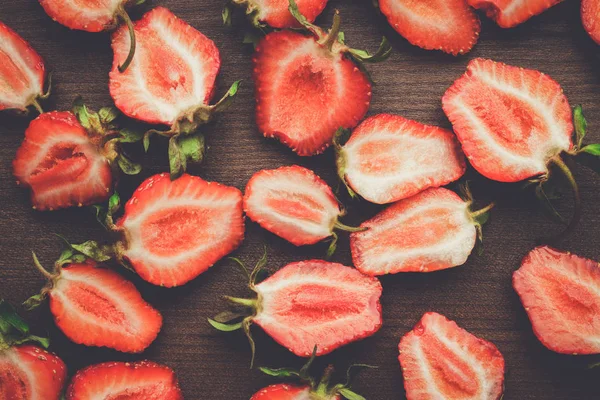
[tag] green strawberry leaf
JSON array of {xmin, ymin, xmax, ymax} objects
[
  {"xmin": 259, "ymin": 367, "xmax": 301, "ymax": 379},
  {"xmin": 222, "ymin": 3, "xmax": 233, "ymax": 26},
  {"xmin": 580, "ymin": 143, "xmax": 600, "ymax": 156},
  {"xmin": 98, "ymin": 107, "xmax": 120, "ymax": 125},
  {"xmin": 338, "ymin": 388, "xmax": 366, "ymax": 400},
  {"xmin": 117, "ymin": 153, "xmax": 142, "ymax": 175},
  {"xmin": 118, "ymin": 128, "xmax": 144, "ymax": 143},
  {"xmin": 179, "ymin": 133, "xmax": 205, "ymax": 164},
  {"xmin": 168, "ymin": 136, "xmax": 186, "ymax": 180},
  {"xmin": 348, "ymin": 37, "xmax": 392, "ymax": 63},
  {"xmin": 0, "ymin": 301, "xmax": 28, "ymax": 335},
  {"xmin": 207, "ymin": 318, "xmax": 243, "ymax": 331},
  {"xmin": 573, "ymin": 105, "xmax": 587, "ymax": 150},
  {"xmin": 70, "ymin": 240, "xmax": 113, "ymax": 262}
]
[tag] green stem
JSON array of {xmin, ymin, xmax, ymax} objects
[
  {"xmin": 547, "ymin": 155, "xmax": 581, "ymax": 241},
  {"xmin": 315, "ymin": 365, "xmax": 335, "ymax": 395},
  {"xmin": 117, "ymin": 7, "xmax": 136, "ymax": 73},
  {"xmin": 322, "ymin": 11, "xmax": 341, "ymax": 51},
  {"xmin": 31, "ymin": 252, "xmax": 53, "ymax": 280},
  {"xmin": 470, "ymin": 202, "xmax": 495, "ymax": 219},
  {"xmin": 334, "ymin": 220, "xmax": 367, "ymax": 233},
  {"xmin": 224, "ymin": 296, "xmax": 257, "ymax": 308},
  {"xmin": 30, "ymin": 98, "xmax": 43, "ymax": 114}
]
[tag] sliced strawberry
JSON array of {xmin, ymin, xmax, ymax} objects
[
  {"xmin": 28, "ymin": 258, "xmax": 162, "ymax": 353},
  {"xmin": 378, "ymin": 0, "xmax": 480, "ymax": 55},
  {"xmin": 337, "ymin": 114, "xmax": 466, "ymax": 204},
  {"xmin": 442, "ymin": 58, "xmax": 573, "ymax": 183},
  {"xmin": 253, "ymin": 4, "xmax": 391, "ymax": 156},
  {"xmin": 66, "ymin": 360, "xmax": 182, "ymax": 399},
  {"xmin": 230, "ymin": 0, "xmax": 328, "ymax": 28},
  {"xmin": 582, "ymin": 0, "xmax": 600, "ymax": 44},
  {"xmin": 251, "ymin": 384, "xmax": 313, "ymax": 400},
  {"xmin": 399, "ymin": 312, "xmax": 505, "ymax": 400},
  {"xmin": 13, "ymin": 111, "xmax": 113, "ymax": 211},
  {"xmin": 212, "ymin": 259, "xmax": 382, "ymax": 358},
  {"xmin": 244, "ymin": 166, "xmax": 362, "ymax": 252},
  {"xmin": 351, "ymin": 188, "xmax": 492, "ymax": 275},
  {"xmin": 115, "ymin": 173, "xmax": 245, "ymax": 287},
  {"xmin": 39, "ymin": 0, "xmax": 123, "ymax": 32},
  {"xmin": 109, "ymin": 7, "xmax": 221, "ymax": 128},
  {"xmin": 468, "ymin": 0, "xmax": 562, "ymax": 28},
  {"xmin": 513, "ymin": 246, "xmax": 600, "ymax": 354},
  {"xmin": 0, "ymin": 21, "xmax": 46, "ymax": 112}
]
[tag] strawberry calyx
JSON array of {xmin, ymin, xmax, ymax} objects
[
  {"xmin": 0, "ymin": 300, "xmax": 49, "ymax": 351},
  {"xmin": 333, "ymin": 128, "xmax": 357, "ymax": 199},
  {"xmin": 259, "ymin": 348, "xmax": 373, "ymax": 400},
  {"xmin": 460, "ymin": 182, "xmax": 494, "ymax": 254},
  {"xmin": 327, "ymin": 218, "xmax": 367, "ymax": 259},
  {"xmin": 26, "ymin": 72, "xmax": 52, "ymax": 115},
  {"xmin": 223, "ymin": 0, "xmax": 265, "ymax": 28}
]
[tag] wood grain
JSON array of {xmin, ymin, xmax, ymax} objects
[{"xmin": 1, "ymin": 0, "xmax": 600, "ymax": 398}]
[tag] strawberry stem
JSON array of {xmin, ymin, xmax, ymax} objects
[
  {"xmin": 322, "ymin": 10, "xmax": 341, "ymax": 51},
  {"xmin": 546, "ymin": 155, "xmax": 581, "ymax": 242},
  {"xmin": 334, "ymin": 220, "xmax": 367, "ymax": 233},
  {"xmin": 117, "ymin": 6, "xmax": 136, "ymax": 73},
  {"xmin": 30, "ymin": 98, "xmax": 44, "ymax": 114},
  {"xmin": 224, "ymin": 296, "xmax": 257, "ymax": 308},
  {"xmin": 470, "ymin": 202, "xmax": 495, "ymax": 219},
  {"xmin": 31, "ymin": 252, "xmax": 54, "ymax": 280}
]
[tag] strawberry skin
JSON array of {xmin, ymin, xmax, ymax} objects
[
  {"xmin": 468, "ymin": 0, "xmax": 563, "ymax": 28},
  {"xmin": 109, "ymin": 7, "xmax": 221, "ymax": 127},
  {"xmin": 0, "ymin": 345, "xmax": 67, "ymax": 400},
  {"xmin": 351, "ymin": 188, "xmax": 477, "ymax": 275},
  {"xmin": 582, "ymin": 0, "xmax": 600, "ymax": 44},
  {"xmin": 0, "ymin": 21, "xmax": 46, "ymax": 112},
  {"xmin": 115, "ymin": 173, "xmax": 245, "ymax": 287},
  {"xmin": 39, "ymin": 0, "xmax": 123, "ymax": 32},
  {"xmin": 244, "ymin": 165, "xmax": 342, "ymax": 246},
  {"xmin": 399, "ymin": 312, "xmax": 505, "ymax": 400},
  {"xmin": 513, "ymin": 246, "xmax": 600, "ymax": 354},
  {"xmin": 340, "ymin": 114, "xmax": 466, "ymax": 204},
  {"xmin": 379, "ymin": 0, "xmax": 480, "ymax": 55},
  {"xmin": 253, "ymin": 260, "xmax": 382, "ymax": 357},
  {"xmin": 442, "ymin": 58, "xmax": 573, "ymax": 183},
  {"xmin": 253, "ymin": 30, "xmax": 371, "ymax": 156},
  {"xmin": 249, "ymin": 0, "xmax": 328, "ymax": 28},
  {"xmin": 47, "ymin": 261, "xmax": 162, "ymax": 353},
  {"xmin": 13, "ymin": 111, "xmax": 113, "ymax": 211},
  {"xmin": 66, "ymin": 360, "xmax": 183, "ymax": 400},
  {"xmin": 250, "ymin": 384, "xmax": 313, "ymax": 400}
]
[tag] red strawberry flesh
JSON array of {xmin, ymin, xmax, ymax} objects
[
  {"xmin": 582, "ymin": 0, "xmax": 600, "ymax": 44},
  {"xmin": 39, "ymin": 0, "xmax": 122, "ymax": 32},
  {"xmin": 252, "ymin": 0, "xmax": 328, "ymax": 28},
  {"xmin": 468, "ymin": 0, "xmax": 563, "ymax": 28},
  {"xmin": 250, "ymin": 384, "xmax": 313, "ymax": 400}
]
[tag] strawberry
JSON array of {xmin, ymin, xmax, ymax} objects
[
  {"xmin": 210, "ymin": 257, "xmax": 382, "ymax": 362},
  {"xmin": 377, "ymin": 0, "xmax": 480, "ymax": 55},
  {"xmin": 39, "ymin": 0, "xmax": 142, "ymax": 72},
  {"xmin": 25, "ymin": 251, "xmax": 162, "ymax": 353},
  {"xmin": 109, "ymin": 7, "xmax": 240, "ymax": 177},
  {"xmin": 335, "ymin": 114, "xmax": 466, "ymax": 204},
  {"xmin": 243, "ymin": 165, "xmax": 364, "ymax": 256},
  {"xmin": 13, "ymin": 100, "xmax": 141, "ymax": 211},
  {"xmin": 442, "ymin": 58, "xmax": 600, "ymax": 240},
  {"xmin": 399, "ymin": 312, "xmax": 505, "ymax": 400},
  {"xmin": 582, "ymin": 0, "xmax": 600, "ymax": 44},
  {"xmin": 0, "ymin": 21, "xmax": 48, "ymax": 113},
  {"xmin": 224, "ymin": 0, "xmax": 328, "ymax": 29},
  {"xmin": 66, "ymin": 360, "xmax": 183, "ymax": 400},
  {"xmin": 253, "ymin": 1, "xmax": 391, "ymax": 156},
  {"xmin": 513, "ymin": 246, "xmax": 600, "ymax": 355},
  {"xmin": 350, "ymin": 187, "xmax": 493, "ymax": 276},
  {"xmin": 0, "ymin": 300, "xmax": 67, "ymax": 400},
  {"xmin": 468, "ymin": 0, "xmax": 562, "ymax": 28}
]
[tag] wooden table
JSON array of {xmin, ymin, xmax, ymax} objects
[{"xmin": 1, "ymin": 0, "xmax": 599, "ymax": 398}]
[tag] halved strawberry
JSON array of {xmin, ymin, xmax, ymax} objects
[
  {"xmin": 39, "ymin": 0, "xmax": 141, "ymax": 72},
  {"xmin": 224, "ymin": 0, "xmax": 328, "ymax": 28},
  {"xmin": 351, "ymin": 187, "xmax": 492, "ymax": 275},
  {"xmin": 0, "ymin": 300, "xmax": 67, "ymax": 400},
  {"xmin": 26, "ymin": 254, "xmax": 162, "ymax": 353},
  {"xmin": 244, "ymin": 165, "xmax": 363, "ymax": 255},
  {"xmin": 582, "ymin": 0, "xmax": 600, "ymax": 44},
  {"xmin": 468, "ymin": 0, "xmax": 562, "ymax": 28},
  {"xmin": 251, "ymin": 384, "xmax": 312, "ymax": 400},
  {"xmin": 513, "ymin": 246, "xmax": 600, "ymax": 354},
  {"xmin": 378, "ymin": 0, "xmax": 480, "ymax": 55},
  {"xmin": 336, "ymin": 114, "xmax": 466, "ymax": 204},
  {"xmin": 210, "ymin": 258, "xmax": 382, "ymax": 361},
  {"xmin": 399, "ymin": 312, "xmax": 505, "ymax": 400},
  {"xmin": 0, "ymin": 21, "xmax": 47, "ymax": 113},
  {"xmin": 66, "ymin": 360, "xmax": 183, "ymax": 400},
  {"xmin": 113, "ymin": 173, "xmax": 245, "ymax": 287},
  {"xmin": 253, "ymin": 2, "xmax": 391, "ymax": 156}
]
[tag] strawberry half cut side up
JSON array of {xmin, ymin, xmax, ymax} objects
[
  {"xmin": 39, "ymin": 0, "xmax": 144, "ymax": 72},
  {"xmin": 109, "ymin": 7, "xmax": 241, "ymax": 178},
  {"xmin": 0, "ymin": 300, "xmax": 67, "ymax": 400},
  {"xmin": 399, "ymin": 312, "xmax": 505, "ymax": 400},
  {"xmin": 468, "ymin": 0, "xmax": 563, "ymax": 28},
  {"xmin": 443, "ymin": 58, "xmax": 600, "ymax": 242},
  {"xmin": 66, "ymin": 360, "xmax": 183, "ymax": 400},
  {"xmin": 13, "ymin": 99, "xmax": 142, "ymax": 211},
  {"xmin": 252, "ymin": 348, "xmax": 373, "ymax": 400},
  {"xmin": 253, "ymin": 0, "xmax": 391, "ymax": 156},
  {"xmin": 209, "ymin": 255, "xmax": 382, "ymax": 366},
  {"xmin": 513, "ymin": 246, "xmax": 600, "ymax": 355},
  {"xmin": 582, "ymin": 0, "xmax": 600, "ymax": 45},
  {"xmin": 243, "ymin": 165, "xmax": 365, "ymax": 257},
  {"xmin": 377, "ymin": 0, "xmax": 481, "ymax": 56},
  {"xmin": 0, "ymin": 21, "xmax": 48, "ymax": 114},
  {"xmin": 25, "ymin": 250, "xmax": 162, "ymax": 353},
  {"xmin": 223, "ymin": 0, "xmax": 328, "ymax": 29},
  {"xmin": 350, "ymin": 187, "xmax": 493, "ymax": 276},
  {"xmin": 335, "ymin": 114, "xmax": 466, "ymax": 204}
]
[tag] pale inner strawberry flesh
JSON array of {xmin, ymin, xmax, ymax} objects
[{"xmin": 265, "ymin": 192, "xmax": 325, "ymax": 223}]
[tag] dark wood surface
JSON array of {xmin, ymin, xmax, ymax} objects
[{"xmin": 1, "ymin": 0, "xmax": 600, "ymax": 399}]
